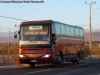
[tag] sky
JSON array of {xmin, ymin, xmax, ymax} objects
[{"xmin": 0, "ymin": 0, "xmax": 100, "ymax": 32}]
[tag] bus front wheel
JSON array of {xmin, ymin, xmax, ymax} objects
[
  {"xmin": 55, "ymin": 56, "xmax": 62, "ymax": 67},
  {"xmin": 30, "ymin": 63, "xmax": 35, "ymax": 67}
]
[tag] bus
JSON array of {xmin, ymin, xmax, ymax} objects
[{"xmin": 14, "ymin": 20, "xmax": 84, "ymax": 67}]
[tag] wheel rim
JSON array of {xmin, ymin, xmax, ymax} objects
[
  {"xmin": 58, "ymin": 57, "xmax": 62, "ymax": 64},
  {"xmin": 76, "ymin": 57, "xmax": 79, "ymax": 64}
]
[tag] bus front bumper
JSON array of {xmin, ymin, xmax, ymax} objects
[{"xmin": 19, "ymin": 57, "xmax": 52, "ymax": 64}]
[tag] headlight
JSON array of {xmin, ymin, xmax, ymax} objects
[
  {"xmin": 19, "ymin": 55, "xmax": 26, "ymax": 58},
  {"xmin": 42, "ymin": 54, "xmax": 51, "ymax": 58}
]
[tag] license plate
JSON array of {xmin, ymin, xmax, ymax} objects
[{"xmin": 31, "ymin": 60, "xmax": 37, "ymax": 62}]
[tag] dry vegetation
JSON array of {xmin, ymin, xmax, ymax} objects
[
  {"xmin": 84, "ymin": 44, "xmax": 100, "ymax": 58},
  {"xmin": 0, "ymin": 43, "xmax": 20, "ymax": 67}
]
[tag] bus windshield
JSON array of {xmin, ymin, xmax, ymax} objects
[{"xmin": 19, "ymin": 24, "xmax": 50, "ymax": 48}]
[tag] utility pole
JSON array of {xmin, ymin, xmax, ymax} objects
[
  {"xmin": 8, "ymin": 28, "xmax": 10, "ymax": 64},
  {"xmin": 85, "ymin": 2, "xmax": 96, "ymax": 58}
]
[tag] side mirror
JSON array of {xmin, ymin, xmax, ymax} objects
[
  {"xmin": 14, "ymin": 33, "xmax": 17, "ymax": 38},
  {"xmin": 14, "ymin": 31, "xmax": 17, "ymax": 38},
  {"xmin": 14, "ymin": 30, "xmax": 20, "ymax": 38}
]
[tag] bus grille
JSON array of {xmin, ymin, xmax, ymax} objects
[{"xmin": 25, "ymin": 54, "xmax": 42, "ymax": 58}]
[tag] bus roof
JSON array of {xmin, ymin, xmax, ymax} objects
[
  {"xmin": 21, "ymin": 20, "xmax": 51, "ymax": 25},
  {"xmin": 20, "ymin": 20, "xmax": 83, "ymax": 30}
]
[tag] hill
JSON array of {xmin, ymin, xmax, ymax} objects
[
  {"xmin": 0, "ymin": 32, "xmax": 18, "ymax": 43},
  {"xmin": 84, "ymin": 32, "xmax": 100, "ymax": 42}
]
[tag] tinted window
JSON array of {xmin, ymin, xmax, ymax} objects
[
  {"xmin": 65, "ymin": 25, "xmax": 70, "ymax": 37},
  {"xmin": 70, "ymin": 26, "xmax": 75, "ymax": 38},
  {"xmin": 55, "ymin": 23, "xmax": 60, "ymax": 38},
  {"xmin": 80, "ymin": 29, "xmax": 84, "ymax": 39},
  {"xmin": 61, "ymin": 24, "xmax": 66, "ymax": 37},
  {"xmin": 75, "ymin": 27, "xmax": 80, "ymax": 38},
  {"xmin": 52, "ymin": 23, "xmax": 55, "ymax": 34}
]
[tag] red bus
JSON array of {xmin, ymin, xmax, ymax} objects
[{"xmin": 14, "ymin": 20, "xmax": 84, "ymax": 67}]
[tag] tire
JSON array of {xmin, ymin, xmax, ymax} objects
[
  {"xmin": 77, "ymin": 51, "xmax": 80, "ymax": 60},
  {"xmin": 55, "ymin": 56, "xmax": 62, "ymax": 67},
  {"xmin": 72, "ymin": 61, "xmax": 75, "ymax": 64},
  {"xmin": 76, "ymin": 57, "xmax": 80, "ymax": 64},
  {"xmin": 60, "ymin": 51, "xmax": 63, "ymax": 62},
  {"xmin": 30, "ymin": 63, "xmax": 35, "ymax": 67}
]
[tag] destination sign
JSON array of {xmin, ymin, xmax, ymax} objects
[{"xmin": 29, "ymin": 25, "xmax": 42, "ymax": 30}]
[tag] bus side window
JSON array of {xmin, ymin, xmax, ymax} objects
[
  {"xmin": 65, "ymin": 25, "xmax": 70, "ymax": 37},
  {"xmin": 55, "ymin": 23, "xmax": 60, "ymax": 39}
]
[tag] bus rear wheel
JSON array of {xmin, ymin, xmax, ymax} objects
[
  {"xmin": 72, "ymin": 57, "xmax": 79, "ymax": 64},
  {"xmin": 76, "ymin": 57, "xmax": 79, "ymax": 64}
]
